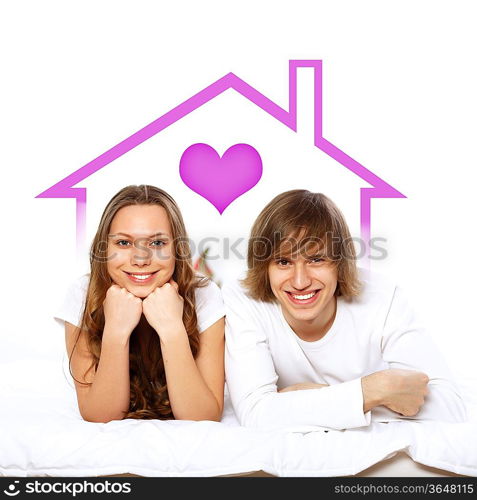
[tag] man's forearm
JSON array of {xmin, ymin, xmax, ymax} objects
[
  {"xmin": 234, "ymin": 378, "xmax": 370, "ymax": 430},
  {"xmin": 278, "ymin": 377, "xmax": 384, "ymax": 413},
  {"xmin": 279, "ymin": 382, "xmax": 329, "ymax": 393}
]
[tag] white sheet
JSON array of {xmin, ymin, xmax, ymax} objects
[{"xmin": 1, "ymin": 358, "xmax": 476, "ymax": 477}]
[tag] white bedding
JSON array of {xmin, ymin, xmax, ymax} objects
[{"xmin": 1, "ymin": 358, "xmax": 476, "ymax": 477}]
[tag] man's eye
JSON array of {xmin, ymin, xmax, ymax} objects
[{"xmin": 310, "ymin": 257, "xmax": 324, "ymax": 263}]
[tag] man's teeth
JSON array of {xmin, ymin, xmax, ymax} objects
[
  {"xmin": 130, "ymin": 274, "xmax": 152, "ymax": 280},
  {"xmin": 291, "ymin": 291, "xmax": 317, "ymax": 300}
]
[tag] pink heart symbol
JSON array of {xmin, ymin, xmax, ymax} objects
[{"xmin": 179, "ymin": 143, "xmax": 263, "ymax": 214}]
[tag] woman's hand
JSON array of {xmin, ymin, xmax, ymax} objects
[
  {"xmin": 142, "ymin": 279, "xmax": 186, "ymax": 342},
  {"xmin": 102, "ymin": 284, "xmax": 143, "ymax": 342}
]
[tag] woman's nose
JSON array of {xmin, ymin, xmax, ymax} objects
[{"xmin": 131, "ymin": 239, "xmax": 152, "ymax": 266}]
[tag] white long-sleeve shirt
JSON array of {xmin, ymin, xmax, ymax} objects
[{"xmin": 223, "ymin": 268, "xmax": 467, "ymax": 430}]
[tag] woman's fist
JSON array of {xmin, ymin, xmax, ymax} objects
[
  {"xmin": 103, "ymin": 284, "xmax": 143, "ymax": 340},
  {"xmin": 142, "ymin": 280, "xmax": 185, "ymax": 341}
]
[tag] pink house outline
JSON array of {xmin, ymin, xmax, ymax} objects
[{"xmin": 36, "ymin": 59, "xmax": 405, "ymax": 259}]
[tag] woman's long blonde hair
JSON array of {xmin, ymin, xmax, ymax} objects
[{"xmin": 69, "ymin": 185, "xmax": 206, "ymax": 419}]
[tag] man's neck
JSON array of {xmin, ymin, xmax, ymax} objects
[{"xmin": 283, "ymin": 296, "xmax": 337, "ymax": 342}]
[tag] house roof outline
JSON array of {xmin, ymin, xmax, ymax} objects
[{"xmin": 36, "ymin": 59, "xmax": 405, "ymax": 259}]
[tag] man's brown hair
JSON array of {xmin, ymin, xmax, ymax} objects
[{"xmin": 242, "ymin": 190, "xmax": 361, "ymax": 302}]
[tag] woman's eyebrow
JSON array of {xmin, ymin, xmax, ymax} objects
[{"xmin": 108, "ymin": 232, "xmax": 169, "ymax": 238}]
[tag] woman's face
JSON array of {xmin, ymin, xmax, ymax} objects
[{"xmin": 106, "ymin": 204, "xmax": 176, "ymax": 298}]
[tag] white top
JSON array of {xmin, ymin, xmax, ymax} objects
[
  {"xmin": 223, "ymin": 268, "xmax": 467, "ymax": 431},
  {"xmin": 54, "ymin": 274, "xmax": 226, "ymax": 334}
]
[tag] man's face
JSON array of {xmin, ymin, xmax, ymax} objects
[{"xmin": 268, "ymin": 250, "xmax": 338, "ymax": 335}]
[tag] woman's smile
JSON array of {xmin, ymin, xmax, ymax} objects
[
  {"xmin": 124, "ymin": 270, "xmax": 159, "ymax": 284},
  {"xmin": 106, "ymin": 204, "xmax": 176, "ymax": 298}
]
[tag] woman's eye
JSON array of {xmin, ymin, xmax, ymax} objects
[
  {"xmin": 116, "ymin": 240, "xmax": 131, "ymax": 247},
  {"xmin": 277, "ymin": 259, "xmax": 290, "ymax": 266},
  {"xmin": 151, "ymin": 240, "xmax": 166, "ymax": 247}
]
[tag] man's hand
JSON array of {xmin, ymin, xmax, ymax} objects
[{"xmin": 362, "ymin": 369, "xmax": 430, "ymax": 416}]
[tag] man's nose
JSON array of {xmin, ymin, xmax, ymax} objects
[
  {"xmin": 131, "ymin": 239, "xmax": 152, "ymax": 266},
  {"xmin": 290, "ymin": 264, "xmax": 312, "ymax": 290}
]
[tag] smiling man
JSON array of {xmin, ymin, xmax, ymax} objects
[{"xmin": 222, "ymin": 190, "xmax": 467, "ymax": 430}]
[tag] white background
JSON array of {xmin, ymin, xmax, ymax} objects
[{"xmin": 1, "ymin": 0, "xmax": 476, "ymax": 380}]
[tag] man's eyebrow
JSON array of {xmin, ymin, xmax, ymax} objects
[{"xmin": 108, "ymin": 232, "xmax": 169, "ymax": 238}]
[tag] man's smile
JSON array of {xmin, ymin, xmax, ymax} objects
[{"xmin": 284, "ymin": 289, "xmax": 321, "ymax": 305}]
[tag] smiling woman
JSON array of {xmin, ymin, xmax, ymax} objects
[
  {"xmin": 106, "ymin": 204, "xmax": 176, "ymax": 294},
  {"xmin": 54, "ymin": 185, "xmax": 225, "ymax": 423}
]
